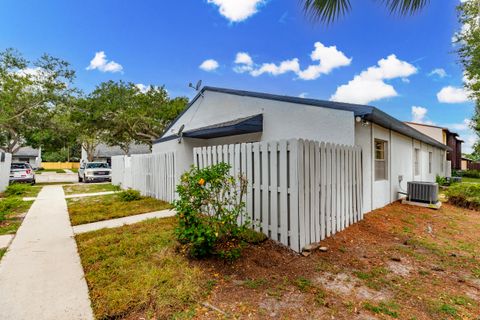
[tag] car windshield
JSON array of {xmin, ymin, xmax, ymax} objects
[
  {"xmin": 11, "ymin": 163, "xmax": 28, "ymax": 170},
  {"xmin": 86, "ymin": 163, "xmax": 110, "ymax": 169}
]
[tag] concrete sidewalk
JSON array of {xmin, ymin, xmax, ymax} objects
[
  {"xmin": 73, "ymin": 209, "xmax": 175, "ymax": 234},
  {"xmin": 0, "ymin": 186, "xmax": 93, "ymax": 320}
]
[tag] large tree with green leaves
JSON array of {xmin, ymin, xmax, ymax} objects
[
  {"xmin": 456, "ymin": 0, "xmax": 480, "ymax": 157},
  {"xmin": 302, "ymin": 0, "xmax": 429, "ymax": 23},
  {"xmin": 0, "ymin": 48, "xmax": 75, "ymax": 153},
  {"xmin": 77, "ymin": 80, "xmax": 187, "ymax": 160}
]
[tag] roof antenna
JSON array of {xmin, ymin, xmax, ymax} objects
[{"xmin": 188, "ymin": 80, "xmax": 204, "ymax": 97}]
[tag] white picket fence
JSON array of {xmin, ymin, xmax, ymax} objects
[
  {"xmin": 0, "ymin": 152, "xmax": 12, "ymax": 192},
  {"xmin": 111, "ymin": 152, "xmax": 176, "ymax": 203},
  {"xmin": 194, "ymin": 139, "xmax": 363, "ymax": 252}
]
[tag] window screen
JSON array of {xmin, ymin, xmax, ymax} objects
[
  {"xmin": 375, "ymin": 139, "xmax": 387, "ymax": 181},
  {"xmin": 414, "ymin": 148, "xmax": 420, "ymax": 176}
]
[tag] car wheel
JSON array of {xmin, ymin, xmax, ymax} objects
[
  {"xmin": 31, "ymin": 180, "xmax": 36, "ymax": 186},
  {"xmin": 78, "ymin": 175, "xmax": 83, "ymax": 182}
]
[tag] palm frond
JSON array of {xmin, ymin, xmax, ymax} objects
[
  {"xmin": 302, "ymin": 0, "xmax": 429, "ymax": 23},
  {"xmin": 302, "ymin": 0, "xmax": 352, "ymax": 24},
  {"xmin": 382, "ymin": 0, "xmax": 430, "ymax": 16}
]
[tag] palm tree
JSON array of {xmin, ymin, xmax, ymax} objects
[{"xmin": 303, "ymin": 0, "xmax": 430, "ymax": 23}]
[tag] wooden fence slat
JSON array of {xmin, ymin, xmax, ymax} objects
[
  {"xmin": 246, "ymin": 143, "xmax": 254, "ymax": 224},
  {"xmin": 270, "ymin": 142, "xmax": 278, "ymax": 241},
  {"xmin": 314, "ymin": 141, "xmax": 320, "ymax": 243},
  {"xmin": 253, "ymin": 143, "xmax": 261, "ymax": 231},
  {"xmin": 297, "ymin": 139, "xmax": 306, "ymax": 249},
  {"xmin": 325, "ymin": 143, "xmax": 332, "ymax": 237},
  {"xmin": 260, "ymin": 142, "xmax": 269, "ymax": 235},
  {"xmin": 309, "ymin": 140, "xmax": 315, "ymax": 243},
  {"xmin": 278, "ymin": 140, "xmax": 288, "ymax": 246},
  {"xmin": 289, "ymin": 139, "xmax": 300, "ymax": 252},
  {"xmin": 331, "ymin": 144, "xmax": 337, "ymax": 235},
  {"xmin": 320, "ymin": 142, "xmax": 326, "ymax": 240}
]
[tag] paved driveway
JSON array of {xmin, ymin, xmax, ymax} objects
[{"xmin": 36, "ymin": 172, "xmax": 78, "ymax": 184}]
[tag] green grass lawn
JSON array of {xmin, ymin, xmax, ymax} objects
[
  {"xmin": 0, "ymin": 248, "xmax": 6, "ymax": 261},
  {"xmin": 0, "ymin": 198, "xmax": 34, "ymax": 235},
  {"xmin": 67, "ymin": 193, "xmax": 171, "ymax": 225},
  {"xmin": 460, "ymin": 176, "xmax": 480, "ymax": 183},
  {"xmin": 63, "ymin": 183, "xmax": 120, "ymax": 195},
  {"xmin": 0, "ymin": 184, "xmax": 36, "ymax": 235},
  {"xmin": 76, "ymin": 217, "xmax": 206, "ymax": 319}
]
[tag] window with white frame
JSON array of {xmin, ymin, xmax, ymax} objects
[
  {"xmin": 414, "ymin": 148, "xmax": 420, "ymax": 176},
  {"xmin": 428, "ymin": 152, "xmax": 433, "ymax": 174},
  {"xmin": 375, "ymin": 139, "xmax": 387, "ymax": 181}
]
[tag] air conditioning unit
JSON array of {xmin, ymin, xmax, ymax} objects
[{"xmin": 407, "ymin": 181, "xmax": 439, "ymax": 204}]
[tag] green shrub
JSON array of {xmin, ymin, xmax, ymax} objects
[
  {"xmin": 460, "ymin": 170, "xmax": 480, "ymax": 178},
  {"xmin": 4, "ymin": 184, "xmax": 31, "ymax": 197},
  {"xmin": 445, "ymin": 183, "xmax": 480, "ymax": 210},
  {"xmin": 174, "ymin": 163, "xmax": 249, "ymax": 259},
  {"xmin": 118, "ymin": 189, "xmax": 142, "ymax": 202},
  {"xmin": 435, "ymin": 175, "xmax": 447, "ymax": 186}
]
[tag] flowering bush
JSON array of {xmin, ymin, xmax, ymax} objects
[{"xmin": 174, "ymin": 163, "xmax": 249, "ymax": 259}]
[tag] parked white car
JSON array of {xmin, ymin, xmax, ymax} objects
[
  {"xmin": 10, "ymin": 162, "xmax": 36, "ymax": 185},
  {"xmin": 78, "ymin": 162, "xmax": 111, "ymax": 183}
]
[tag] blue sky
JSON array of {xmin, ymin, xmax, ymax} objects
[{"xmin": 0, "ymin": 0, "xmax": 475, "ymax": 151}]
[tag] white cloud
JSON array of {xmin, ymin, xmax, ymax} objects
[
  {"xmin": 207, "ymin": 0, "xmax": 265, "ymax": 22},
  {"xmin": 233, "ymin": 42, "xmax": 351, "ymax": 80},
  {"xmin": 235, "ymin": 52, "xmax": 253, "ymax": 66},
  {"xmin": 233, "ymin": 52, "xmax": 254, "ymax": 73},
  {"xmin": 299, "ymin": 92, "xmax": 308, "ymax": 98},
  {"xmin": 330, "ymin": 54, "xmax": 417, "ymax": 104},
  {"xmin": 297, "ymin": 42, "xmax": 352, "ymax": 80},
  {"xmin": 250, "ymin": 59, "xmax": 300, "ymax": 77},
  {"xmin": 411, "ymin": 106, "xmax": 430, "ymax": 123},
  {"xmin": 428, "ymin": 68, "xmax": 447, "ymax": 78},
  {"xmin": 135, "ymin": 83, "xmax": 162, "ymax": 93},
  {"xmin": 86, "ymin": 51, "xmax": 123, "ymax": 73},
  {"xmin": 199, "ymin": 59, "xmax": 219, "ymax": 72},
  {"xmin": 437, "ymin": 86, "xmax": 470, "ymax": 103}
]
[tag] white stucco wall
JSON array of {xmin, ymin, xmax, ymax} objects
[
  {"xmin": 356, "ymin": 123, "xmax": 446, "ymax": 213},
  {"xmin": 0, "ymin": 153, "xmax": 12, "ymax": 192},
  {"xmin": 162, "ymin": 91, "xmax": 355, "ymax": 146}
]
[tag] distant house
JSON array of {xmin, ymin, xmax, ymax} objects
[
  {"xmin": 81, "ymin": 143, "xmax": 150, "ymax": 165},
  {"xmin": 405, "ymin": 122, "xmax": 462, "ymax": 171},
  {"xmin": 12, "ymin": 146, "xmax": 42, "ymax": 169},
  {"xmin": 461, "ymin": 157, "xmax": 472, "ymax": 170}
]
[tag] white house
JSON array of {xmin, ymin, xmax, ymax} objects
[
  {"xmin": 152, "ymin": 87, "xmax": 448, "ymax": 214},
  {"xmin": 12, "ymin": 146, "xmax": 42, "ymax": 169}
]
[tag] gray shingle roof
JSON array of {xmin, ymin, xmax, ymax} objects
[
  {"xmin": 13, "ymin": 147, "xmax": 39, "ymax": 157},
  {"xmin": 157, "ymin": 86, "xmax": 449, "ymax": 151},
  {"xmin": 94, "ymin": 143, "xmax": 150, "ymax": 157}
]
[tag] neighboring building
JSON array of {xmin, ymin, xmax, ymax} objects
[
  {"xmin": 81, "ymin": 143, "xmax": 150, "ymax": 165},
  {"xmin": 153, "ymin": 86, "xmax": 448, "ymax": 213},
  {"xmin": 405, "ymin": 122, "xmax": 463, "ymax": 171},
  {"xmin": 461, "ymin": 157, "xmax": 472, "ymax": 170},
  {"xmin": 12, "ymin": 146, "xmax": 42, "ymax": 169}
]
